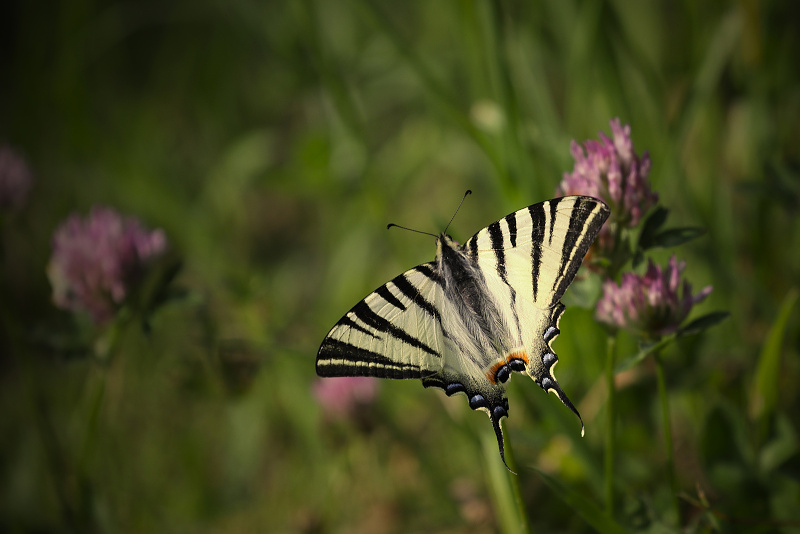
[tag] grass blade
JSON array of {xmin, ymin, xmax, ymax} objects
[
  {"xmin": 751, "ymin": 288, "xmax": 798, "ymax": 422},
  {"xmin": 533, "ymin": 468, "xmax": 629, "ymax": 534}
]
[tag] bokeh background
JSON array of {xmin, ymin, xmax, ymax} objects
[{"xmin": 2, "ymin": 1, "xmax": 799, "ymax": 532}]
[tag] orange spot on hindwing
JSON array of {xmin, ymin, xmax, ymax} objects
[
  {"xmin": 506, "ymin": 349, "xmax": 528, "ymax": 365},
  {"xmin": 485, "ymin": 349, "xmax": 529, "ymax": 384},
  {"xmin": 485, "ymin": 360, "xmax": 507, "ymax": 384}
]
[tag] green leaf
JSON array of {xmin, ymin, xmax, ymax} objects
[
  {"xmin": 533, "ymin": 469, "xmax": 630, "ymax": 534},
  {"xmin": 636, "ymin": 206, "xmax": 668, "ymax": 250},
  {"xmin": 677, "ymin": 311, "xmax": 730, "ymax": 337},
  {"xmin": 634, "ymin": 207, "xmax": 671, "ymax": 266},
  {"xmin": 614, "ymin": 312, "xmax": 727, "ymax": 372},
  {"xmin": 136, "ymin": 251, "xmax": 184, "ymax": 312},
  {"xmin": 649, "ymin": 226, "xmax": 706, "ymax": 248},
  {"xmin": 751, "ymin": 288, "xmax": 799, "ymax": 420},
  {"xmin": 758, "ymin": 414, "xmax": 800, "ymax": 474}
]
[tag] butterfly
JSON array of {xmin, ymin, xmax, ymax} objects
[{"xmin": 316, "ymin": 194, "xmax": 610, "ymax": 469}]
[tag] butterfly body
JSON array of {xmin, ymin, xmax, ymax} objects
[{"xmin": 317, "ymin": 196, "xmax": 610, "ymax": 467}]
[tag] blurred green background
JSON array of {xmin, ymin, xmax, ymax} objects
[{"xmin": 2, "ymin": 0, "xmax": 799, "ymax": 532}]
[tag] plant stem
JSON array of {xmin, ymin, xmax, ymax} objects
[
  {"xmin": 653, "ymin": 350, "xmax": 681, "ymax": 526},
  {"xmin": 483, "ymin": 424, "xmax": 531, "ymax": 534},
  {"xmin": 503, "ymin": 429, "xmax": 531, "ymax": 534},
  {"xmin": 604, "ymin": 333, "xmax": 617, "ymax": 516},
  {"xmin": 78, "ymin": 370, "xmax": 106, "ymax": 475}
]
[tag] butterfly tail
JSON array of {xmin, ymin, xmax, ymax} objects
[
  {"xmin": 544, "ymin": 377, "xmax": 585, "ymax": 437},
  {"xmin": 489, "ymin": 405, "xmax": 517, "ymax": 474}
]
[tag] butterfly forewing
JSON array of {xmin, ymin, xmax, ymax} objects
[
  {"xmin": 317, "ymin": 262, "xmax": 445, "ymax": 380},
  {"xmin": 466, "ymin": 196, "xmax": 609, "ymax": 309}
]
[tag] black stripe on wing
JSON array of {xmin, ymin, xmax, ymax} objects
[
  {"xmin": 460, "ymin": 196, "xmax": 608, "ymax": 308},
  {"xmin": 337, "ymin": 315, "xmax": 378, "ymax": 339},
  {"xmin": 504, "ymin": 211, "xmax": 517, "ymax": 247},
  {"xmin": 317, "ymin": 339, "xmax": 432, "ymax": 379},
  {"xmin": 376, "ymin": 284, "xmax": 406, "ymax": 311},
  {"xmin": 487, "ymin": 221, "xmax": 505, "ymax": 276},
  {"xmin": 528, "ymin": 202, "xmax": 546, "ymax": 302},
  {"xmin": 552, "ymin": 197, "xmax": 608, "ymax": 299},
  {"xmin": 487, "ymin": 219, "xmax": 522, "ymax": 340},
  {"xmin": 352, "ymin": 300, "xmax": 439, "ymax": 357},
  {"xmin": 395, "ymin": 264, "xmax": 466, "ymax": 350},
  {"xmin": 468, "ymin": 235, "xmax": 479, "ymax": 259},
  {"xmin": 317, "ymin": 261, "xmax": 446, "ymax": 380},
  {"xmin": 547, "ymin": 198, "xmax": 560, "ymax": 245},
  {"xmin": 392, "ymin": 264, "xmax": 442, "ymax": 322}
]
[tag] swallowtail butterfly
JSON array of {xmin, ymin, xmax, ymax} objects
[{"xmin": 317, "ymin": 195, "xmax": 610, "ymax": 468}]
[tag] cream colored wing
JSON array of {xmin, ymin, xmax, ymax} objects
[
  {"xmin": 317, "ymin": 262, "xmax": 446, "ymax": 379},
  {"xmin": 462, "ymin": 196, "xmax": 610, "ymax": 433}
]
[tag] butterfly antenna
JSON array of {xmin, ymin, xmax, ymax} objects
[
  {"xmin": 443, "ymin": 189, "xmax": 472, "ymax": 235},
  {"xmin": 386, "ymin": 223, "xmax": 437, "ymax": 238}
]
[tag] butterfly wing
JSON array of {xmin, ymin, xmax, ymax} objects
[
  {"xmin": 463, "ymin": 195, "xmax": 610, "ymax": 432},
  {"xmin": 317, "ymin": 253, "xmax": 515, "ymax": 465},
  {"xmin": 317, "ymin": 263, "xmax": 446, "ymax": 380}
]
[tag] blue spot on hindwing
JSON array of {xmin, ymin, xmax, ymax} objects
[
  {"xmin": 543, "ymin": 326, "xmax": 560, "ymax": 343},
  {"xmin": 495, "ymin": 365, "xmax": 511, "ymax": 383},
  {"xmin": 446, "ymin": 382, "xmax": 466, "ymax": 396},
  {"xmin": 508, "ymin": 358, "xmax": 526, "ymax": 372},
  {"xmin": 469, "ymin": 394, "xmax": 488, "ymax": 409}
]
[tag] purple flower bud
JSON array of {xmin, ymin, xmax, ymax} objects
[
  {"xmin": 558, "ymin": 119, "xmax": 658, "ymax": 229},
  {"xmin": 596, "ymin": 255, "xmax": 712, "ymax": 338},
  {"xmin": 313, "ymin": 377, "xmax": 379, "ymax": 419},
  {"xmin": 0, "ymin": 144, "xmax": 34, "ymax": 211},
  {"xmin": 47, "ymin": 206, "xmax": 168, "ymax": 324}
]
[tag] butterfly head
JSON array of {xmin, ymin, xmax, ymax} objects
[{"xmin": 435, "ymin": 233, "xmax": 463, "ymax": 257}]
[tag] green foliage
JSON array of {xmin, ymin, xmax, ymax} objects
[
  {"xmin": 1, "ymin": 0, "xmax": 799, "ymax": 532},
  {"xmin": 634, "ymin": 206, "xmax": 706, "ymax": 269},
  {"xmin": 616, "ymin": 312, "xmax": 730, "ymax": 373},
  {"xmin": 752, "ymin": 290, "xmax": 798, "ymax": 428},
  {"xmin": 534, "ymin": 469, "xmax": 629, "ymax": 534}
]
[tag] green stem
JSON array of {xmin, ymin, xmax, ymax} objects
[
  {"xmin": 503, "ymin": 429, "xmax": 531, "ymax": 534},
  {"xmin": 78, "ymin": 370, "xmax": 106, "ymax": 475},
  {"xmin": 604, "ymin": 333, "xmax": 618, "ymax": 516},
  {"xmin": 653, "ymin": 351, "xmax": 681, "ymax": 526},
  {"xmin": 16, "ymin": 348, "xmax": 92, "ymax": 531},
  {"xmin": 483, "ymin": 424, "xmax": 531, "ymax": 534}
]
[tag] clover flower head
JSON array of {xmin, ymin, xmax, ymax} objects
[
  {"xmin": 47, "ymin": 206, "xmax": 168, "ymax": 324},
  {"xmin": 596, "ymin": 255, "xmax": 712, "ymax": 338},
  {"xmin": 0, "ymin": 144, "xmax": 34, "ymax": 211},
  {"xmin": 313, "ymin": 377, "xmax": 379, "ymax": 419},
  {"xmin": 558, "ymin": 118, "xmax": 657, "ymax": 229}
]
